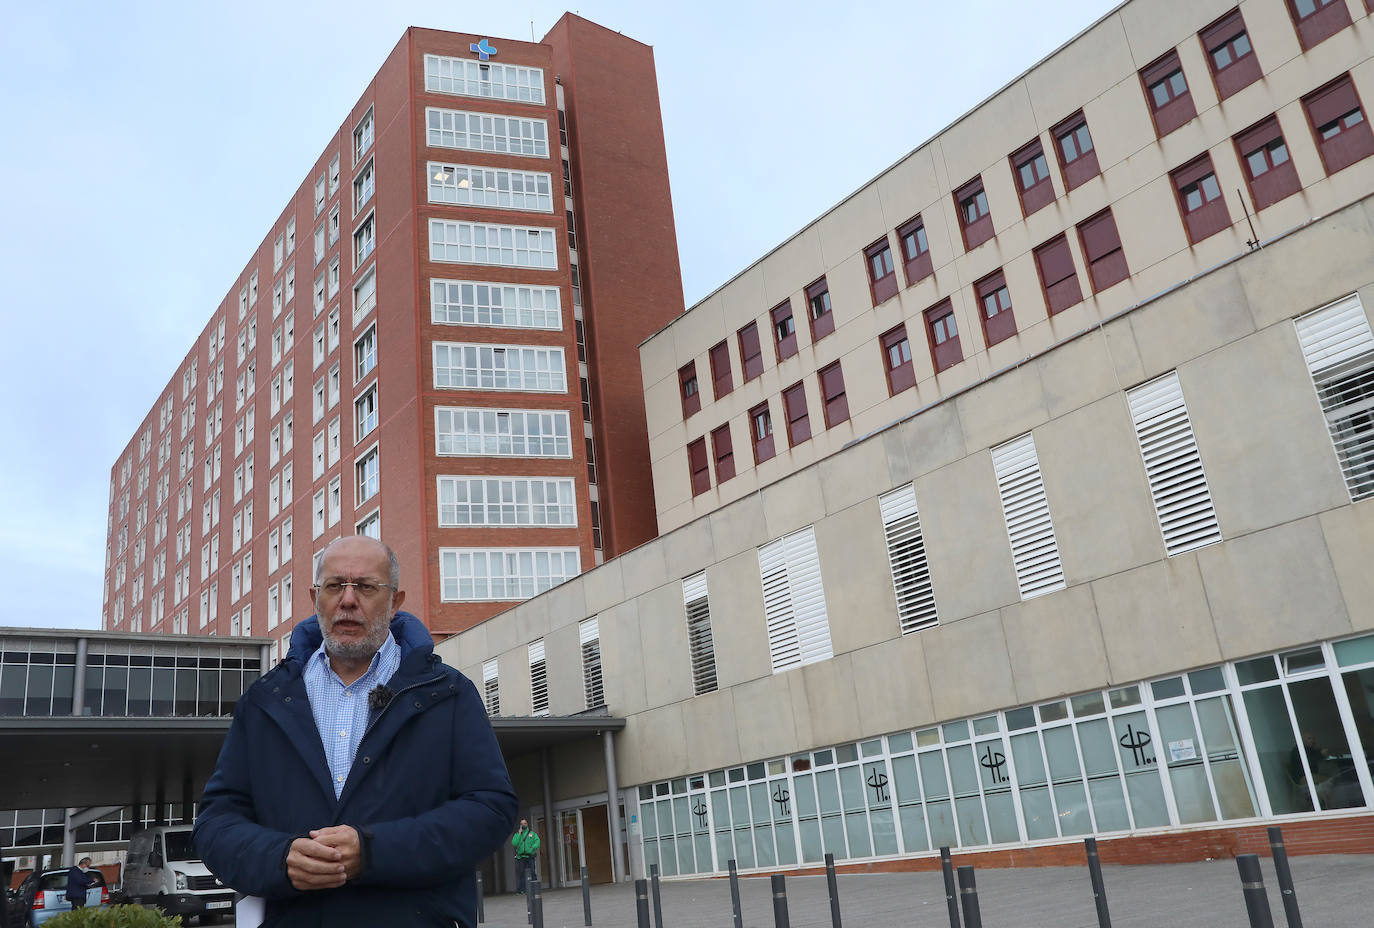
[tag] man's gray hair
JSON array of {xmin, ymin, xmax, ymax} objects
[{"xmin": 314, "ymin": 536, "xmax": 400, "ymax": 588}]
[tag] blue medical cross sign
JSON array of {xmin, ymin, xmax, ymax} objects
[{"xmin": 470, "ymin": 39, "xmax": 497, "ymax": 61}]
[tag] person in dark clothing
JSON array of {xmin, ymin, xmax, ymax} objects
[
  {"xmin": 194, "ymin": 536, "xmax": 518, "ymax": 928},
  {"xmin": 65, "ymin": 858, "xmax": 93, "ymax": 908}
]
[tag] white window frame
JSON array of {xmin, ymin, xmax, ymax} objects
[
  {"xmin": 427, "ymin": 162, "xmax": 554, "ymax": 212},
  {"xmin": 431, "ymin": 280, "xmax": 561, "ymax": 330},
  {"xmin": 435, "ymin": 407, "xmax": 572, "ymax": 458},
  {"xmin": 436, "ymin": 476, "xmax": 577, "ymax": 527},
  {"xmin": 423, "ymin": 55, "xmax": 546, "ymax": 104},
  {"xmin": 432, "ymin": 343, "xmax": 567, "ymax": 393},
  {"xmin": 428, "ymin": 219, "xmax": 557, "ymax": 269},
  {"xmin": 424, "ymin": 107, "xmax": 549, "ymax": 157},
  {"xmin": 439, "ymin": 548, "xmax": 581, "ymax": 602}
]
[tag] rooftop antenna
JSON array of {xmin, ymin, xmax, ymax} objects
[{"xmin": 531, "ymin": 20, "xmax": 535, "ymax": 41}]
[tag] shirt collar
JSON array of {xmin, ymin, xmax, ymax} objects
[{"xmin": 310, "ymin": 625, "xmax": 399, "ymax": 686}]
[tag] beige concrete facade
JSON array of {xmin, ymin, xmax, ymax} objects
[
  {"xmin": 643, "ymin": 0, "xmax": 1374, "ymax": 534},
  {"xmin": 439, "ymin": 194, "xmax": 1374, "ymax": 872}
]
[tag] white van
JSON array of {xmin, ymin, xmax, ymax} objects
[{"xmin": 124, "ymin": 826, "xmax": 235, "ymax": 925}]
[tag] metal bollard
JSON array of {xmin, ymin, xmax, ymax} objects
[
  {"xmin": 1267, "ymin": 826, "xmax": 1304, "ymax": 928},
  {"xmin": 582, "ymin": 865, "xmax": 593, "ymax": 927},
  {"xmin": 635, "ymin": 878, "xmax": 651, "ymax": 928},
  {"xmin": 940, "ymin": 847, "xmax": 961, "ymax": 928},
  {"xmin": 728, "ymin": 859, "xmax": 743, "ymax": 928},
  {"xmin": 824, "ymin": 852, "xmax": 842, "ymax": 928},
  {"xmin": 532, "ymin": 879, "xmax": 545, "ymax": 928},
  {"xmin": 770, "ymin": 873, "xmax": 791, "ymax": 928},
  {"xmin": 1237, "ymin": 854, "xmax": 1276, "ymax": 928},
  {"xmin": 956, "ymin": 866, "xmax": 983, "ymax": 928},
  {"xmin": 650, "ymin": 862, "xmax": 664, "ymax": 928},
  {"xmin": 527, "ymin": 875, "xmax": 534, "ymax": 925},
  {"xmin": 475, "ymin": 870, "xmax": 485, "ymax": 924},
  {"xmin": 1084, "ymin": 838, "xmax": 1112, "ymax": 928}
]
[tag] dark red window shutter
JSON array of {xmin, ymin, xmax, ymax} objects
[
  {"xmin": 771, "ymin": 300, "xmax": 797, "ymax": 361},
  {"xmin": 783, "ymin": 382, "xmax": 811, "ymax": 446},
  {"xmin": 738, "ymin": 322, "xmax": 763, "ymax": 382},
  {"xmin": 709, "ymin": 340, "xmax": 733, "ymax": 400},
  {"xmin": 1034, "ymin": 235, "xmax": 1083, "ymax": 314},
  {"xmin": 711, "ymin": 424, "xmax": 735, "ymax": 483},
  {"xmin": 819, "ymin": 362, "xmax": 849, "ymax": 427},
  {"xmin": 1077, "ymin": 209, "xmax": 1129, "ymax": 292},
  {"xmin": 687, "ymin": 437, "xmax": 710, "ymax": 496}
]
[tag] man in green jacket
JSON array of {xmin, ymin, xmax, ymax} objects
[{"xmin": 511, "ymin": 819, "xmax": 540, "ymax": 893}]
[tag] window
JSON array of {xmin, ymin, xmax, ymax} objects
[
  {"xmin": 1011, "ymin": 138, "xmax": 1054, "ymax": 216},
  {"xmin": 580, "ymin": 378, "xmax": 592, "ymax": 421},
  {"xmin": 423, "ymin": 55, "xmax": 546, "ymax": 105},
  {"xmin": 687, "ymin": 437, "xmax": 711, "ymax": 496},
  {"xmin": 818, "ymin": 362, "xmax": 848, "ymax": 428},
  {"xmin": 882, "ymin": 324, "xmax": 915, "ymax": 394},
  {"xmin": 328, "ymin": 153, "xmax": 340, "ymax": 195},
  {"xmin": 771, "ymin": 300, "xmax": 798, "ymax": 360},
  {"xmin": 738, "ymin": 321, "xmax": 764, "ymax": 382},
  {"xmin": 1077, "ymin": 209, "xmax": 1129, "ymax": 292},
  {"xmin": 865, "ymin": 236, "xmax": 897, "ymax": 304},
  {"xmin": 439, "ymin": 549, "xmax": 581, "ymax": 601},
  {"xmin": 431, "ymin": 280, "xmax": 561, "ymax": 329},
  {"xmin": 783, "ymin": 382, "xmax": 811, "ymax": 446},
  {"xmin": 879, "ymin": 484, "xmax": 939, "ymax": 634},
  {"xmin": 897, "ymin": 216, "xmax": 933, "ymax": 285},
  {"xmin": 1033, "ymin": 234, "xmax": 1083, "ymax": 314},
  {"xmin": 328, "ymin": 362, "xmax": 340, "ymax": 407},
  {"xmin": 805, "ymin": 277, "xmax": 834, "ymax": 341},
  {"xmin": 1141, "ymin": 51, "xmax": 1196, "ymax": 137},
  {"xmin": 327, "ymin": 475, "xmax": 341, "ymax": 526},
  {"xmin": 1284, "ymin": 0, "xmax": 1351, "ymax": 50},
  {"xmin": 566, "ymin": 210, "xmax": 577, "ymax": 251},
  {"xmin": 354, "ymin": 446, "xmax": 380, "ymax": 505},
  {"xmin": 975, "ymin": 270, "xmax": 1017, "ymax": 347},
  {"xmin": 328, "ymin": 205, "xmax": 340, "ymax": 246},
  {"xmin": 433, "ymin": 343, "xmax": 567, "ymax": 393},
  {"xmin": 1201, "ymin": 9, "xmax": 1261, "ymax": 100},
  {"xmin": 1235, "ymin": 116, "xmax": 1300, "ymax": 210},
  {"xmin": 758, "ymin": 526, "xmax": 833, "ymax": 673},
  {"xmin": 437, "ymin": 476, "xmax": 576, "ymax": 526},
  {"xmin": 1304, "ymin": 75, "xmax": 1374, "ymax": 175},
  {"xmin": 313, "ymin": 223, "xmax": 325, "ymax": 264},
  {"xmin": 328, "ymin": 258, "xmax": 340, "ymax": 298},
  {"xmin": 353, "ymin": 159, "xmax": 375, "ymax": 214},
  {"xmin": 679, "ymin": 362, "xmax": 701, "ymax": 418},
  {"xmin": 1171, "ymin": 154, "xmax": 1231, "ymax": 243},
  {"xmin": 312, "ymin": 489, "xmax": 325, "ymax": 538},
  {"xmin": 711, "ymin": 424, "xmax": 735, "ymax": 483},
  {"xmin": 925, "ymin": 299, "xmax": 962, "ymax": 373},
  {"xmin": 428, "ymin": 162, "xmax": 554, "ymax": 212},
  {"xmin": 285, "ymin": 217, "xmax": 296, "ymax": 255},
  {"xmin": 425, "ymin": 107, "xmax": 549, "ymax": 158},
  {"xmin": 709, "ymin": 340, "xmax": 733, "ymax": 399},
  {"xmin": 356, "ymin": 510, "xmax": 380, "ymax": 539},
  {"xmin": 955, "ymin": 176, "xmax": 994, "ymax": 250},
  {"xmin": 328, "ymin": 417, "xmax": 340, "ymax": 465},
  {"xmin": 523, "ymin": 640, "xmax": 551, "ymax": 716},
  {"xmin": 353, "ymin": 107, "xmax": 374, "ymax": 163},
  {"xmin": 1295, "ymin": 294, "xmax": 1374, "ymax": 501},
  {"xmin": 682, "ymin": 573, "xmax": 718, "ymax": 695},
  {"xmin": 435, "ymin": 407, "xmax": 572, "ymax": 458},
  {"xmin": 429, "ymin": 219, "xmax": 557, "ymax": 269},
  {"xmin": 482, "ymin": 659, "xmax": 500, "ymax": 716},
  {"xmin": 585, "ymin": 436, "xmax": 598, "ymax": 484},
  {"xmin": 580, "ymin": 618, "xmax": 604, "ymax": 709},
  {"xmin": 750, "ymin": 402, "xmax": 775, "ymax": 464},
  {"xmin": 1052, "ymin": 111, "xmax": 1100, "ymax": 190},
  {"xmin": 354, "ymin": 214, "xmax": 375, "ymax": 266},
  {"xmin": 354, "ymin": 325, "xmax": 377, "ymax": 383},
  {"xmin": 273, "ymin": 234, "xmax": 284, "ymax": 271},
  {"xmin": 1127, "ymin": 372, "xmax": 1222, "ymax": 556},
  {"xmin": 355, "ymin": 386, "xmax": 378, "ymax": 442},
  {"xmin": 991, "ymin": 433, "xmax": 1065, "ymax": 599}
]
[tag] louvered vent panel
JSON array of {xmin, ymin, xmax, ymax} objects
[
  {"xmin": 482, "ymin": 658, "xmax": 499, "ymax": 716},
  {"xmin": 879, "ymin": 484, "xmax": 938, "ymax": 634},
  {"xmin": 528, "ymin": 639, "xmax": 548, "ymax": 715},
  {"xmin": 1296, "ymin": 295, "xmax": 1374, "ymax": 501},
  {"xmin": 683, "ymin": 572, "xmax": 718, "ymax": 696},
  {"xmin": 759, "ymin": 538, "xmax": 800, "ymax": 673},
  {"xmin": 758, "ymin": 527, "xmax": 832, "ymax": 673},
  {"xmin": 991, "ymin": 434, "xmax": 1065, "ymax": 599},
  {"xmin": 1128, "ymin": 372, "xmax": 1222, "ymax": 556}
]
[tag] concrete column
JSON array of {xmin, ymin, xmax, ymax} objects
[
  {"xmin": 61, "ymin": 809, "xmax": 76, "ymax": 867},
  {"xmin": 260, "ymin": 643, "xmax": 272, "ymax": 674},
  {"xmin": 154, "ymin": 785, "xmax": 167, "ymax": 825},
  {"xmin": 541, "ymin": 747, "xmax": 561, "ymax": 888},
  {"xmin": 602, "ymin": 730, "xmax": 624, "ymax": 884},
  {"xmin": 72, "ymin": 637, "xmax": 88, "ymax": 716}
]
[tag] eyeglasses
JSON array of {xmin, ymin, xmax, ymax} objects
[{"xmin": 313, "ymin": 579, "xmax": 396, "ymax": 598}]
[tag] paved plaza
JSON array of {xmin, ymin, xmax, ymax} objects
[{"xmin": 480, "ymin": 854, "xmax": 1371, "ymax": 928}]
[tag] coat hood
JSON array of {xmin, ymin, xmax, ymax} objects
[{"xmin": 285, "ymin": 610, "xmax": 434, "ymax": 666}]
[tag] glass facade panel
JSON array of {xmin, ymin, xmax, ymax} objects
[{"xmin": 631, "ymin": 636, "xmax": 1374, "ymax": 874}]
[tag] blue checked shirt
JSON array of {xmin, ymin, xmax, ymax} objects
[{"xmin": 303, "ymin": 632, "xmax": 401, "ymax": 798}]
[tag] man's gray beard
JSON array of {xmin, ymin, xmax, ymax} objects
[{"xmin": 323, "ymin": 600, "xmax": 393, "ymax": 662}]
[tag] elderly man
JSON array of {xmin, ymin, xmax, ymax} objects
[{"xmin": 194, "ymin": 536, "xmax": 516, "ymax": 927}]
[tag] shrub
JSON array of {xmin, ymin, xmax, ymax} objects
[{"xmin": 43, "ymin": 905, "xmax": 182, "ymax": 928}]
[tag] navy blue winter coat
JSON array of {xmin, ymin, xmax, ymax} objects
[{"xmin": 193, "ymin": 611, "xmax": 517, "ymax": 927}]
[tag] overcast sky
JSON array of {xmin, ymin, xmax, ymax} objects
[{"xmin": 0, "ymin": 0, "xmax": 1121, "ymax": 631}]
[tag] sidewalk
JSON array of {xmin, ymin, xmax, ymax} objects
[{"xmin": 482, "ymin": 854, "xmax": 1371, "ymax": 927}]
